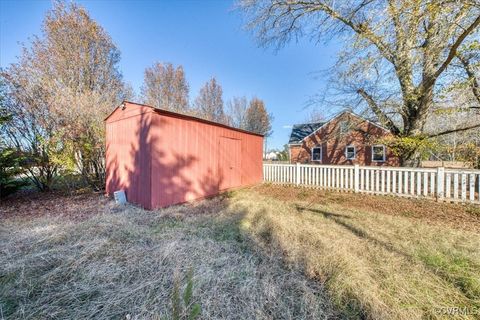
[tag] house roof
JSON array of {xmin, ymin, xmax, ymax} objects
[
  {"xmin": 288, "ymin": 111, "xmax": 389, "ymax": 145},
  {"xmin": 288, "ymin": 122, "xmax": 325, "ymax": 144},
  {"xmin": 105, "ymin": 101, "xmax": 264, "ymax": 137}
]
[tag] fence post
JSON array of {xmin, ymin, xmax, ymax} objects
[
  {"xmin": 296, "ymin": 163, "xmax": 300, "ymax": 185},
  {"xmin": 436, "ymin": 167, "xmax": 445, "ymax": 201},
  {"xmin": 354, "ymin": 164, "xmax": 360, "ymax": 193}
]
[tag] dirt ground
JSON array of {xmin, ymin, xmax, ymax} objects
[{"xmin": 0, "ymin": 190, "xmax": 110, "ymax": 221}]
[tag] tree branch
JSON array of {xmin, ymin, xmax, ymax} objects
[
  {"xmin": 428, "ymin": 123, "xmax": 480, "ymax": 138},
  {"xmin": 290, "ymin": 1, "xmax": 396, "ymax": 64},
  {"xmin": 433, "ymin": 14, "xmax": 480, "ymax": 81},
  {"xmin": 357, "ymin": 88, "xmax": 401, "ymax": 135},
  {"xmin": 457, "ymin": 52, "xmax": 480, "ymax": 106}
]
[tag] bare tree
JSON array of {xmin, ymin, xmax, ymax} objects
[
  {"xmin": 2, "ymin": 0, "xmax": 129, "ymax": 190},
  {"xmin": 277, "ymin": 144, "xmax": 290, "ymax": 161},
  {"xmin": 141, "ymin": 62, "xmax": 190, "ymax": 113},
  {"xmin": 245, "ymin": 97, "xmax": 273, "ymax": 157},
  {"xmin": 239, "ymin": 0, "xmax": 480, "ymax": 163},
  {"xmin": 304, "ymin": 109, "xmax": 325, "ymax": 123},
  {"xmin": 425, "ymin": 86, "xmax": 480, "ymax": 167},
  {"xmin": 194, "ymin": 77, "xmax": 227, "ymax": 123},
  {"xmin": 245, "ymin": 97, "xmax": 273, "ymax": 136},
  {"xmin": 455, "ymin": 40, "xmax": 480, "ymax": 108},
  {"xmin": 226, "ymin": 96, "xmax": 248, "ymax": 128}
]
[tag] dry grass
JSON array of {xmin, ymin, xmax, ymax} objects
[
  {"xmin": 0, "ymin": 192, "xmax": 336, "ymax": 319},
  {"xmin": 2, "ymin": 186, "xmax": 479, "ymax": 319},
  {"xmin": 252, "ymin": 184, "xmax": 480, "ymax": 232},
  {"xmin": 239, "ymin": 184, "xmax": 480, "ymax": 319}
]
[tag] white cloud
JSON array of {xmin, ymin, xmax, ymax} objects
[{"xmin": 282, "ymin": 125, "xmax": 293, "ymax": 129}]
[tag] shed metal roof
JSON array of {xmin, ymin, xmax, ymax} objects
[{"xmin": 105, "ymin": 101, "xmax": 264, "ymax": 137}]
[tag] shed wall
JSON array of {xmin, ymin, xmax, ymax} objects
[
  {"xmin": 105, "ymin": 102, "xmax": 263, "ymax": 209},
  {"xmin": 105, "ymin": 106, "xmax": 152, "ymax": 208},
  {"xmin": 149, "ymin": 112, "xmax": 263, "ymax": 209}
]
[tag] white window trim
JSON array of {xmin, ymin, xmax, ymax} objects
[
  {"xmin": 311, "ymin": 146, "xmax": 322, "ymax": 162},
  {"xmin": 372, "ymin": 145, "xmax": 386, "ymax": 162},
  {"xmin": 345, "ymin": 145, "xmax": 356, "ymax": 160}
]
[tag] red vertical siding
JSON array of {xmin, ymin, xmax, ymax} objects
[
  {"xmin": 149, "ymin": 111, "xmax": 263, "ymax": 209},
  {"xmin": 106, "ymin": 101, "xmax": 263, "ymax": 209},
  {"xmin": 105, "ymin": 105, "xmax": 153, "ymax": 208}
]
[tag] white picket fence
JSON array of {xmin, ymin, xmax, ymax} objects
[{"xmin": 263, "ymin": 163, "xmax": 480, "ymax": 204}]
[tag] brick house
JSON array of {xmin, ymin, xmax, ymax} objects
[{"xmin": 288, "ymin": 111, "xmax": 400, "ymax": 166}]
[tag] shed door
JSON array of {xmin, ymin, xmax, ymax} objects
[{"xmin": 218, "ymin": 137, "xmax": 241, "ymax": 190}]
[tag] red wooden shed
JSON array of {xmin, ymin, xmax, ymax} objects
[{"xmin": 105, "ymin": 101, "xmax": 263, "ymax": 209}]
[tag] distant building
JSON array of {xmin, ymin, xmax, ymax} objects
[
  {"xmin": 288, "ymin": 111, "xmax": 400, "ymax": 166},
  {"xmin": 264, "ymin": 151, "xmax": 279, "ymax": 161}
]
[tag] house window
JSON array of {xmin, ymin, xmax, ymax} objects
[
  {"xmin": 312, "ymin": 146, "xmax": 322, "ymax": 161},
  {"xmin": 372, "ymin": 145, "xmax": 386, "ymax": 162},
  {"xmin": 340, "ymin": 121, "xmax": 349, "ymax": 134},
  {"xmin": 345, "ymin": 145, "xmax": 356, "ymax": 160}
]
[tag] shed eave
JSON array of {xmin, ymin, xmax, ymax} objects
[
  {"xmin": 104, "ymin": 106, "xmax": 120, "ymax": 122},
  {"xmin": 106, "ymin": 100, "xmax": 264, "ymax": 138},
  {"xmin": 152, "ymin": 108, "xmax": 264, "ymax": 137}
]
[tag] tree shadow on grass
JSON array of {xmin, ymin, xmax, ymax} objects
[
  {"xmin": 295, "ymin": 204, "xmax": 480, "ymax": 301},
  {"xmin": 295, "ymin": 205, "xmax": 415, "ymax": 261}
]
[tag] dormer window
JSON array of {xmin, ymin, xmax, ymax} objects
[{"xmin": 340, "ymin": 121, "xmax": 349, "ymax": 134}]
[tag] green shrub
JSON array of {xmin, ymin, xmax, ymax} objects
[
  {"xmin": 169, "ymin": 269, "xmax": 201, "ymax": 320},
  {"xmin": 0, "ymin": 147, "xmax": 27, "ymax": 198}
]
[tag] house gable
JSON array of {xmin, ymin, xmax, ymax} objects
[
  {"xmin": 303, "ymin": 112, "xmax": 389, "ymax": 146},
  {"xmin": 298, "ymin": 111, "xmax": 389, "ymax": 144},
  {"xmin": 289, "ymin": 112, "xmax": 399, "ymax": 166}
]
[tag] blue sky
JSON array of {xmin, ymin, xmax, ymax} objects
[{"xmin": 0, "ymin": 0, "xmax": 340, "ymax": 149}]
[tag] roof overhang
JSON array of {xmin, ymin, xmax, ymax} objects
[{"xmin": 105, "ymin": 101, "xmax": 264, "ymax": 137}]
